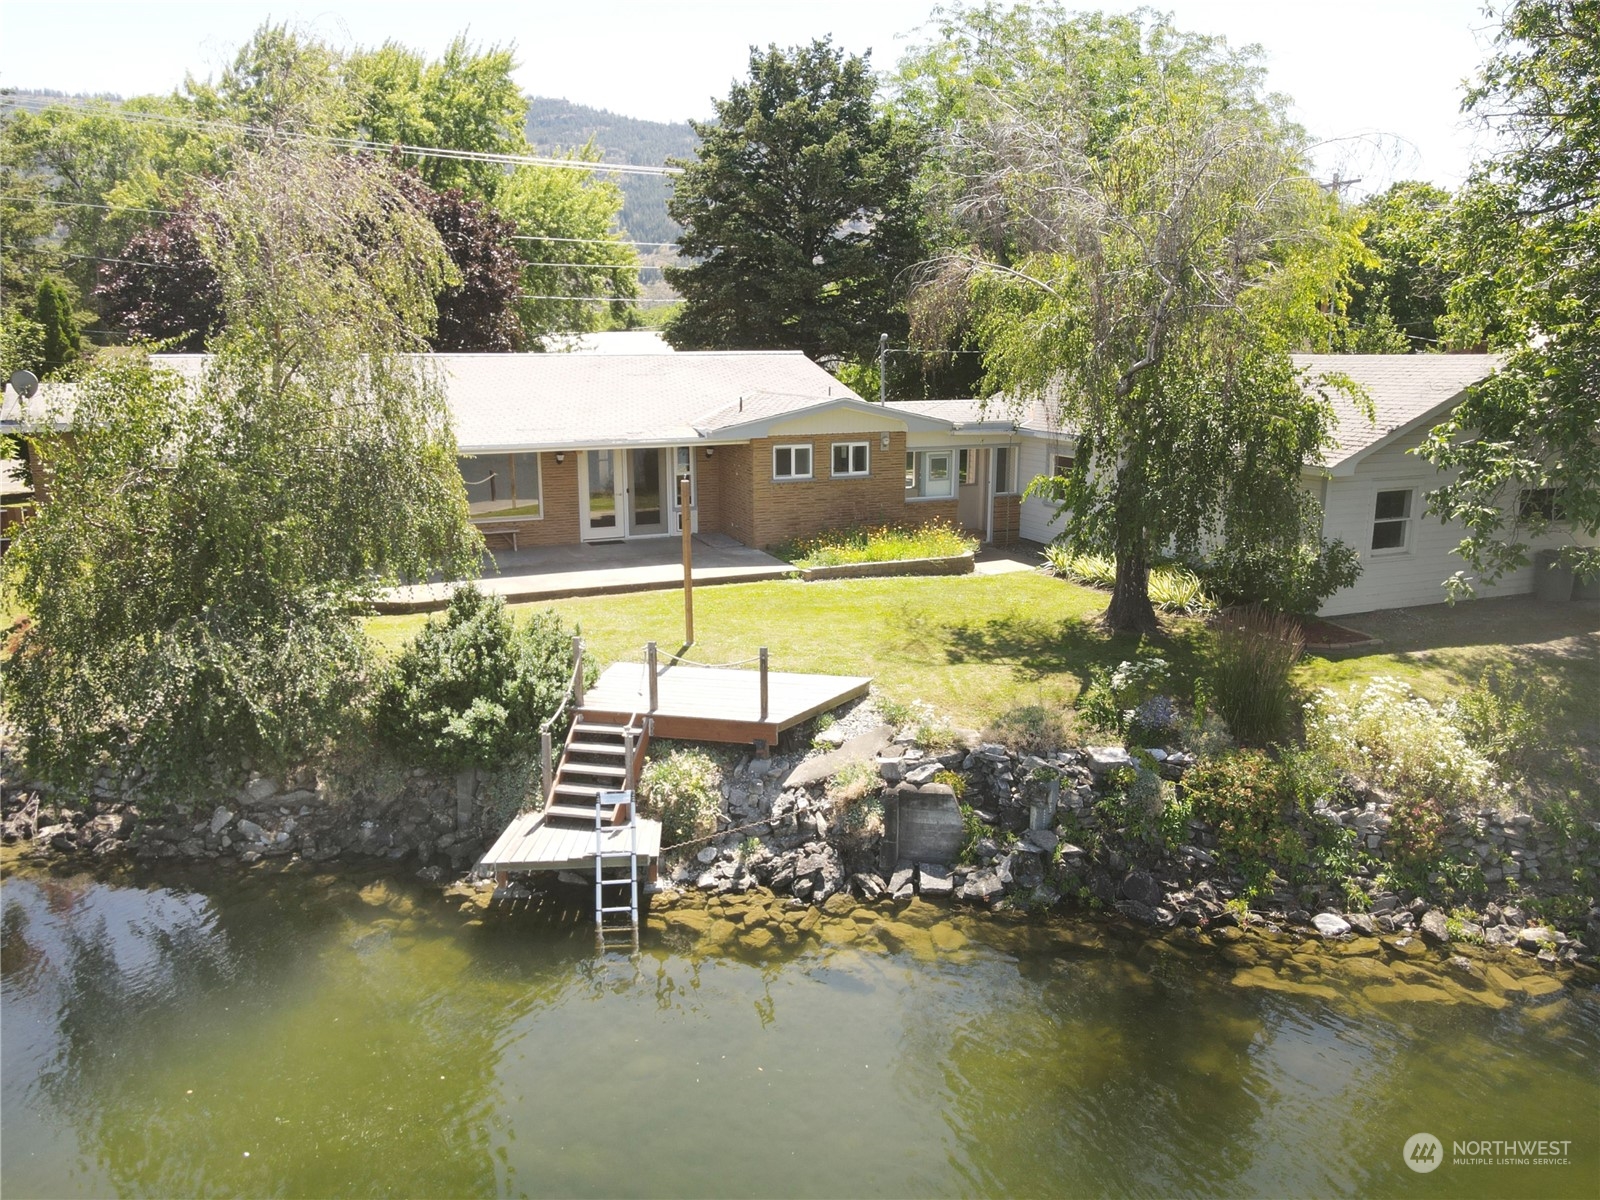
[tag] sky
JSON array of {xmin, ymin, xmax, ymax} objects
[{"xmin": 0, "ymin": 0, "xmax": 1502, "ymax": 196}]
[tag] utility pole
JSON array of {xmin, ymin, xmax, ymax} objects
[{"xmin": 878, "ymin": 332, "xmax": 888, "ymax": 404}]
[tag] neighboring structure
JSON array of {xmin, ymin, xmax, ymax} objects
[{"xmin": 890, "ymin": 354, "xmax": 1592, "ymax": 616}]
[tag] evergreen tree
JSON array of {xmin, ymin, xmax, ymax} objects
[
  {"xmin": 34, "ymin": 278, "xmax": 80, "ymax": 376},
  {"xmin": 664, "ymin": 38, "xmax": 926, "ymax": 365}
]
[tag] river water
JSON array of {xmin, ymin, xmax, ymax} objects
[{"xmin": 3, "ymin": 863, "xmax": 1596, "ymax": 1198}]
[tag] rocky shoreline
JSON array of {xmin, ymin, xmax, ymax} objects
[{"xmin": 4, "ymin": 696, "xmax": 1597, "ymax": 979}]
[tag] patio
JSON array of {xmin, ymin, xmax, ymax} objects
[{"xmin": 373, "ymin": 532, "xmax": 793, "ymax": 613}]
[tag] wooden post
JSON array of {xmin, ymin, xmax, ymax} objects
[
  {"xmin": 647, "ymin": 640, "xmax": 659, "ymax": 712},
  {"xmin": 540, "ymin": 729, "xmax": 553, "ymax": 803},
  {"xmin": 759, "ymin": 646, "xmax": 769, "ymax": 721},
  {"xmin": 571, "ymin": 634, "xmax": 585, "ymax": 707},
  {"xmin": 679, "ymin": 474, "xmax": 694, "ymax": 645}
]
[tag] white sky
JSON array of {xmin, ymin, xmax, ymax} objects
[{"xmin": 0, "ymin": 0, "xmax": 1500, "ymax": 195}]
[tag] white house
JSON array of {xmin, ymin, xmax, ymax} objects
[{"xmin": 892, "ymin": 354, "xmax": 1594, "ymax": 617}]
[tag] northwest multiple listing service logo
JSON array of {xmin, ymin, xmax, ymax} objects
[{"xmin": 1404, "ymin": 1132, "xmax": 1575, "ymax": 1173}]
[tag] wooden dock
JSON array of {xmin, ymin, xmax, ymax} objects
[
  {"xmin": 479, "ymin": 810, "xmax": 663, "ymax": 874},
  {"xmin": 581, "ymin": 659, "xmax": 871, "ymax": 746}
]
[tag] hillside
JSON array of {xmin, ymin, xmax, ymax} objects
[{"xmin": 523, "ymin": 96, "xmax": 697, "ymax": 249}]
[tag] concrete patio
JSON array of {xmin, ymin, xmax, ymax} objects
[{"xmin": 374, "ymin": 533, "xmax": 794, "ymax": 613}]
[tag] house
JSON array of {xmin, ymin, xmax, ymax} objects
[
  {"xmin": 890, "ymin": 354, "xmax": 1592, "ymax": 616},
  {"xmin": 0, "ymin": 350, "xmax": 1026, "ymax": 555},
  {"xmin": 4, "ymin": 350, "xmax": 1587, "ymax": 614}
]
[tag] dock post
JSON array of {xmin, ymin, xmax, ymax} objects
[
  {"xmin": 647, "ymin": 641, "xmax": 659, "ymax": 712},
  {"xmin": 759, "ymin": 646, "xmax": 769, "ymax": 720},
  {"xmin": 572, "ymin": 634, "xmax": 585, "ymax": 707},
  {"xmin": 540, "ymin": 730, "xmax": 553, "ymax": 802}
]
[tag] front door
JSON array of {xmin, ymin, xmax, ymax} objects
[
  {"xmin": 629, "ymin": 448, "xmax": 668, "ymax": 536},
  {"xmin": 957, "ymin": 447, "xmax": 987, "ymax": 533},
  {"xmin": 582, "ymin": 449, "xmax": 621, "ymax": 540}
]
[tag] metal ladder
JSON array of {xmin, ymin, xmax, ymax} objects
[{"xmin": 593, "ymin": 787, "xmax": 641, "ymax": 955}]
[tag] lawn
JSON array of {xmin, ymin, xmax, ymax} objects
[{"xmin": 367, "ymin": 572, "xmax": 1212, "ymax": 735}]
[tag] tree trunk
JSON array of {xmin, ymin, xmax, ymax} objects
[{"xmin": 1104, "ymin": 553, "xmax": 1159, "ymax": 634}]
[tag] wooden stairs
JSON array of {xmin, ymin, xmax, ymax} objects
[{"xmin": 541, "ymin": 712, "xmax": 651, "ymax": 954}]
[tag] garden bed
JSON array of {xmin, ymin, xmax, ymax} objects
[{"xmin": 798, "ymin": 551, "xmax": 975, "ymax": 582}]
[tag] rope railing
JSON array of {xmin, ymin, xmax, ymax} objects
[{"xmin": 641, "ymin": 641, "xmax": 770, "ymax": 720}]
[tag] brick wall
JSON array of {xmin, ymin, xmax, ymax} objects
[
  {"xmin": 471, "ymin": 451, "xmax": 579, "ymax": 548},
  {"xmin": 693, "ymin": 448, "xmax": 725, "ymax": 535},
  {"xmin": 720, "ymin": 444, "xmax": 756, "ymax": 546},
  {"xmin": 991, "ymin": 494, "xmax": 1023, "ymax": 546}
]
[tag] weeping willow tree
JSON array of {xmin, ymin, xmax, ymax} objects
[
  {"xmin": 904, "ymin": 7, "xmax": 1362, "ymax": 632},
  {"xmin": 3, "ymin": 145, "xmax": 480, "ymax": 796}
]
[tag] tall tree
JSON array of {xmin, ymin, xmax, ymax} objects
[
  {"xmin": 1342, "ymin": 181, "xmax": 1455, "ymax": 353},
  {"xmin": 92, "ymin": 203, "xmax": 223, "ymax": 351},
  {"xmin": 904, "ymin": 7, "xmax": 1359, "ymax": 632},
  {"xmin": 34, "ymin": 278, "xmax": 81, "ymax": 375},
  {"xmin": 495, "ymin": 158, "xmax": 641, "ymax": 339},
  {"xmin": 1421, "ymin": 0, "xmax": 1599, "ymax": 589},
  {"xmin": 3, "ymin": 147, "xmax": 478, "ymax": 795},
  {"xmin": 664, "ymin": 38, "xmax": 926, "ymax": 366},
  {"xmin": 95, "ymin": 172, "xmax": 525, "ymax": 352}
]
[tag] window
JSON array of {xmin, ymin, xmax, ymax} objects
[
  {"xmin": 1053, "ymin": 453, "xmax": 1076, "ymax": 477},
  {"xmin": 958, "ymin": 449, "xmax": 974, "ymax": 484},
  {"xmin": 458, "ymin": 452, "xmax": 542, "ymax": 518},
  {"xmin": 1371, "ymin": 488, "xmax": 1413, "ymax": 551},
  {"xmin": 773, "ymin": 443, "xmax": 813, "ymax": 481},
  {"xmin": 831, "ymin": 441, "xmax": 869, "ymax": 477},
  {"xmin": 994, "ymin": 446, "xmax": 1016, "ymax": 494},
  {"xmin": 1519, "ymin": 487, "xmax": 1566, "ymax": 522},
  {"xmin": 671, "ymin": 447, "xmax": 696, "ymax": 510},
  {"xmin": 905, "ymin": 450, "xmax": 954, "ymax": 498}
]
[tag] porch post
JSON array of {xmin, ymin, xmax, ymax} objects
[
  {"xmin": 759, "ymin": 647, "xmax": 769, "ymax": 721},
  {"xmin": 680, "ymin": 474, "xmax": 694, "ymax": 645},
  {"xmin": 571, "ymin": 634, "xmax": 585, "ymax": 707},
  {"xmin": 646, "ymin": 641, "xmax": 659, "ymax": 712}
]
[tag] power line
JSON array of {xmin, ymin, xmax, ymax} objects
[
  {"xmin": 0, "ymin": 95, "xmax": 685, "ymax": 177},
  {"xmin": 2, "ymin": 194, "xmax": 680, "ymax": 251}
]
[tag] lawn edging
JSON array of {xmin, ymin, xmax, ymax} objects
[{"xmin": 797, "ymin": 551, "xmax": 975, "ymax": 582}]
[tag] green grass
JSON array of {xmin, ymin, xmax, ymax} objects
[
  {"xmin": 365, "ymin": 583, "xmax": 1598, "ymax": 813},
  {"xmin": 368, "ymin": 572, "xmax": 1207, "ymax": 730},
  {"xmin": 773, "ymin": 521, "xmax": 977, "ymax": 568}
]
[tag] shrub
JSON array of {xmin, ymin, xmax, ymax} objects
[
  {"xmin": 1078, "ymin": 655, "xmax": 1170, "ymax": 743},
  {"xmin": 828, "ymin": 758, "xmax": 881, "ymax": 804},
  {"xmin": 1445, "ymin": 665, "xmax": 1543, "ymax": 778},
  {"xmin": 638, "ymin": 747, "xmax": 723, "ymax": 846},
  {"xmin": 1183, "ymin": 749, "xmax": 1310, "ymax": 884},
  {"xmin": 1207, "ymin": 605, "xmax": 1303, "ymax": 746},
  {"xmin": 375, "ymin": 588, "xmax": 586, "ymax": 769},
  {"xmin": 984, "ymin": 704, "xmax": 1072, "ymax": 753},
  {"xmin": 775, "ymin": 520, "xmax": 976, "ymax": 567},
  {"xmin": 1387, "ymin": 793, "xmax": 1448, "ymax": 874},
  {"xmin": 1304, "ymin": 677, "xmax": 1502, "ymax": 808},
  {"xmin": 1044, "ymin": 547, "xmax": 1216, "ymax": 614},
  {"xmin": 1199, "ymin": 537, "xmax": 1362, "ymax": 616}
]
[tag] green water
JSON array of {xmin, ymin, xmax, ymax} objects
[{"xmin": 3, "ymin": 865, "xmax": 1597, "ymax": 1199}]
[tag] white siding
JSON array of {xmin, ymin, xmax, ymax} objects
[
  {"xmin": 1018, "ymin": 436, "xmax": 1070, "ymax": 544},
  {"xmin": 1318, "ymin": 436, "xmax": 1591, "ymax": 616}
]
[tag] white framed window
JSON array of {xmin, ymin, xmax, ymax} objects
[
  {"xmin": 1371, "ymin": 488, "xmax": 1413, "ymax": 552},
  {"xmin": 905, "ymin": 450, "xmax": 954, "ymax": 499},
  {"xmin": 458, "ymin": 451, "xmax": 543, "ymax": 518},
  {"xmin": 773, "ymin": 443, "xmax": 813, "ymax": 481},
  {"xmin": 993, "ymin": 446, "xmax": 1017, "ymax": 495},
  {"xmin": 1518, "ymin": 487, "xmax": 1566, "ymax": 522},
  {"xmin": 831, "ymin": 441, "xmax": 869, "ymax": 477},
  {"xmin": 958, "ymin": 448, "xmax": 974, "ymax": 484},
  {"xmin": 1053, "ymin": 453, "xmax": 1075, "ymax": 477}
]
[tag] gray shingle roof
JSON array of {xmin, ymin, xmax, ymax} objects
[{"xmin": 1292, "ymin": 353, "xmax": 1498, "ymax": 468}]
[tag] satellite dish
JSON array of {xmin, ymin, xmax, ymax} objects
[{"xmin": 8, "ymin": 369, "xmax": 38, "ymax": 399}]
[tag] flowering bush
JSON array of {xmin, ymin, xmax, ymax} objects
[
  {"xmin": 1079, "ymin": 655, "xmax": 1171, "ymax": 743},
  {"xmin": 638, "ymin": 747, "xmax": 723, "ymax": 846},
  {"xmin": 1304, "ymin": 677, "xmax": 1501, "ymax": 807}
]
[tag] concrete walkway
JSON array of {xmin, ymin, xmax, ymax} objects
[
  {"xmin": 374, "ymin": 533, "xmax": 794, "ymax": 613},
  {"xmin": 973, "ymin": 542, "xmax": 1046, "ymax": 576}
]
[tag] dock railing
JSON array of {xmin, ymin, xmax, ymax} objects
[
  {"xmin": 539, "ymin": 634, "xmax": 585, "ymax": 804},
  {"xmin": 645, "ymin": 640, "xmax": 771, "ymax": 720}
]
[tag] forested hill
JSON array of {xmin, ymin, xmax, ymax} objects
[{"xmin": 523, "ymin": 96, "xmax": 697, "ymax": 246}]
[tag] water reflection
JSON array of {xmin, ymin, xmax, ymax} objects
[{"xmin": 3, "ymin": 865, "xmax": 1597, "ymax": 1199}]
